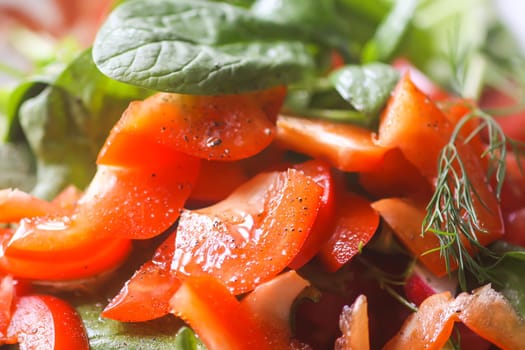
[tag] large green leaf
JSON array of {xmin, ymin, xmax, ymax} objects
[
  {"xmin": 18, "ymin": 50, "xmax": 149, "ymax": 199},
  {"xmin": 93, "ymin": 0, "xmax": 314, "ymax": 94}
]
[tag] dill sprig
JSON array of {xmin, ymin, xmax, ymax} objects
[{"xmin": 421, "ymin": 108, "xmax": 518, "ymax": 290}]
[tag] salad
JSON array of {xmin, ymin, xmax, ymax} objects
[{"xmin": 1, "ymin": 0, "xmax": 525, "ymax": 349}]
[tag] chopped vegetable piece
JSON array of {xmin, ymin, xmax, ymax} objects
[
  {"xmin": 170, "ymin": 275, "xmax": 273, "ymax": 350},
  {"xmin": 276, "ymin": 114, "xmax": 389, "ymax": 172},
  {"xmin": 6, "ymin": 294, "xmax": 89, "ymax": 350},
  {"xmin": 319, "ymin": 191, "xmax": 379, "ymax": 272},
  {"xmin": 334, "ymin": 294, "xmax": 370, "ymax": 350},
  {"xmin": 172, "ymin": 168, "xmax": 323, "ymax": 294}
]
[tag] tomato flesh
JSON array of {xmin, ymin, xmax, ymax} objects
[
  {"xmin": 6, "ymin": 295, "xmax": 89, "ymax": 350},
  {"xmin": 172, "ymin": 168, "xmax": 323, "ymax": 294}
]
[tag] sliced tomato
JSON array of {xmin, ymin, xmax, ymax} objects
[
  {"xmin": 318, "ymin": 191, "xmax": 380, "ymax": 272},
  {"xmin": 377, "ymin": 74, "xmax": 452, "ymax": 181},
  {"xmin": 391, "ymin": 58, "xmax": 450, "ymax": 102},
  {"xmin": 171, "ymin": 168, "xmax": 323, "ymax": 294},
  {"xmin": 98, "ymin": 86, "xmax": 285, "ymax": 164},
  {"xmin": 0, "ymin": 189, "xmax": 58, "ymax": 223},
  {"xmin": 383, "ymin": 292, "xmax": 456, "ymax": 350},
  {"xmin": 371, "ymin": 198, "xmax": 450, "ymax": 276},
  {"xmin": 240, "ymin": 270, "xmax": 310, "ymax": 346},
  {"xmin": 288, "ymin": 159, "xmax": 336, "ymax": 269},
  {"xmin": 170, "ymin": 275, "xmax": 274, "ymax": 350},
  {"xmin": 102, "ymin": 233, "xmax": 180, "ymax": 322},
  {"xmin": 0, "ymin": 275, "xmax": 14, "ymax": 341},
  {"xmin": 0, "ymin": 228, "xmax": 131, "ymax": 281},
  {"xmin": 454, "ymin": 284, "xmax": 525, "ymax": 350},
  {"xmin": 188, "ymin": 160, "xmax": 250, "ymax": 206},
  {"xmin": 5, "ymin": 294, "xmax": 89, "ymax": 349},
  {"xmin": 276, "ymin": 114, "xmax": 389, "ymax": 172},
  {"xmin": 479, "ymin": 86, "xmax": 525, "ymax": 143},
  {"xmin": 359, "ymin": 148, "xmax": 433, "ymax": 201}
]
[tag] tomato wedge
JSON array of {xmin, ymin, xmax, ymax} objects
[
  {"xmin": 377, "ymin": 74, "xmax": 452, "ymax": 181},
  {"xmin": 0, "ymin": 275, "xmax": 14, "ymax": 341},
  {"xmin": 383, "ymin": 292, "xmax": 456, "ymax": 350},
  {"xmin": 189, "ymin": 160, "xmax": 250, "ymax": 205},
  {"xmin": 172, "ymin": 168, "xmax": 323, "ymax": 294},
  {"xmin": 102, "ymin": 234, "xmax": 180, "ymax": 322},
  {"xmin": 6, "ymin": 294, "xmax": 89, "ymax": 350},
  {"xmin": 170, "ymin": 275, "xmax": 273, "ymax": 350},
  {"xmin": 0, "ymin": 228, "xmax": 131, "ymax": 280},
  {"xmin": 319, "ymin": 192, "xmax": 380, "ymax": 272},
  {"xmin": 454, "ymin": 284, "xmax": 525, "ymax": 350},
  {"xmin": 98, "ymin": 86, "xmax": 286, "ymax": 164},
  {"xmin": 276, "ymin": 114, "xmax": 388, "ymax": 172},
  {"xmin": 288, "ymin": 159, "xmax": 336, "ymax": 269}
]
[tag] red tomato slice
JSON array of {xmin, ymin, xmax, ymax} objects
[
  {"xmin": 6, "ymin": 294, "xmax": 89, "ymax": 349},
  {"xmin": 383, "ymin": 292, "xmax": 456, "ymax": 350},
  {"xmin": 276, "ymin": 114, "xmax": 389, "ymax": 172},
  {"xmin": 0, "ymin": 189, "xmax": 58, "ymax": 223},
  {"xmin": 480, "ymin": 87, "xmax": 525, "ymax": 143},
  {"xmin": 288, "ymin": 159, "xmax": 336, "ymax": 269},
  {"xmin": 371, "ymin": 198, "xmax": 450, "ymax": 276},
  {"xmin": 102, "ymin": 261, "xmax": 180, "ymax": 322},
  {"xmin": 318, "ymin": 191, "xmax": 380, "ymax": 272},
  {"xmin": 359, "ymin": 148, "xmax": 433, "ymax": 201},
  {"xmin": 391, "ymin": 58, "xmax": 450, "ymax": 101},
  {"xmin": 0, "ymin": 275, "xmax": 14, "ymax": 341},
  {"xmin": 102, "ymin": 233, "xmax": 180, "ymax": 322},
  {"xmin": 0, "ymin": 228, "xmax": 131, "ymax": 280},
  {"xmin": 377, "ymin": 74, "xmax": 453, "ymax": 181},
  {"xmin": 188, "ymin": 160, "xmax": 250, "ymax": 205},
  {"xmin": 98, "ymin": 86, "xmax": 285, "ymax": 164},
  {"xmin": 172, "ymin": 168, "xmax": 323, "ymax": 294},
  {"xmin": 170, "ymin": 275, "xmax": 274, "ymax": 350}
]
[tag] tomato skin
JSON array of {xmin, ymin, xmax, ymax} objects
[
  {"xmin": 378, "ymin": 74, "xmax": 452, "ymax": 181},
  {"xmin": 392, "ymin": 58, "xmax": 450, "ymax": 102},
  {"xmin": 288, "ymin": 159, "xmax": 336, "ymax": 269},
  {"xmin": 383, "ymin": 292, "xmax": 456, "ymax": 350},
  {"xmin": 103, "ymin": 234, "xmax": 180, "ymax": 322},
  {"xmin": 371, "ymin": 198, "xmax": 450, "ymax": 276},
  {"xmin": 480, "ymin": 87, "xmax": 525, "ymax": 143},
  {"xmin": 318, "ymin": 192, "xmax": 380, "ymax": 272},
  {"xmin": 0, "ymin": 229, "xmax": 131, "ymax": 281},
  {"xmin": 359, "ymin": 148, "xmax": 432, "ymax": 201},
  {"xmin": 6, "ymin": 294, "xmax": 89, "ymax": 350},
  {"xmin": 170, "ymin": 275, "xmax": 273, "ymax": 350},
  {"xmin": 172, "ymin": 168, "xmax": 323, "ymax": 294},
  {"xmin": 98, "ymin": 86, "xmax": 285, "ymax": 164},
  {"xmin": 0, "ymin": 275, "xmax": 15, "ymax": 341},
  {"xmin": 189, "ymin": 160, "xmax": 250, "ymax": 205},
  {"xmin": 276, "ymin": 114, "xmax": 388, "ymax": 172}
]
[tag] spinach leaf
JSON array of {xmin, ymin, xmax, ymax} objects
[
  {"xmin": 93, "ymin": 0, "xmax": 314, "ymax": 94},
  {"xmin": 251, "ymin": 0, "xmax": 352, "ymax": 51},
  {"xmin": 330, "ymin": 63, "xmax": 400, "ymax": 116},
  {"xmin": 77, "ymin": 302, "xmax": 205, "ymax": 349},
  {"xmin": 486, "ymin": 241, "xmax": 525, "ymax": 318},
  {"xmin": 361, "ymin": 0, "xmax": 418, "ymax": 63},
  {"xmin": 18, "ymin": 50, "xmax": 149, "ymax": 199},
  {"xmin": 0, "ymin": 142, "xmax": 36, "ymax": 191}
]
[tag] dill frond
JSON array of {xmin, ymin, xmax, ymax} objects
[{"xmin": 422, "ymin": 108, "xmax": 510, "ymax": 290}]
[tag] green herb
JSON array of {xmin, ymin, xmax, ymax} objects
[
  {"xmin": 361, "ymin": 0, "xmax": 418, "ymax": 63},
  {"xmin": 422, "ymin": 108, "xmax": 512, "ymax": 290},
  {"xmin": 330, "ymin": 62, "xmax": 400, "ymax": 117},
  {"xmin": 93, "ymin": 0, "xmax": 316, "ymax": 95}
]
